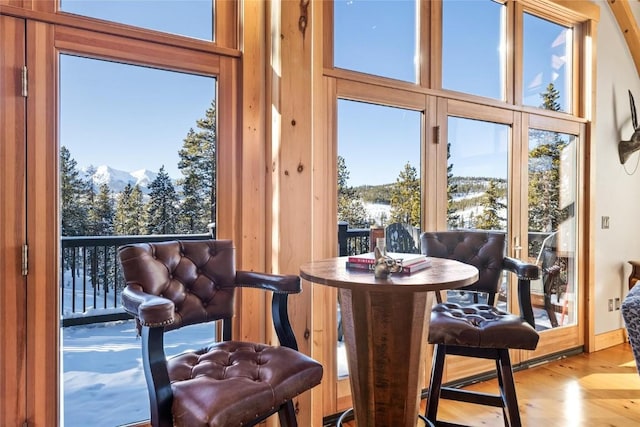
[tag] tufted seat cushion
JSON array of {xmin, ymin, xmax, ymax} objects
[
  {"xmin": 168, "ymin": 341, "xmax": 323, "ymax": 427},
  {"xmin": 429, "ymin": 302, "xmax": 539, "ymax": 350}
]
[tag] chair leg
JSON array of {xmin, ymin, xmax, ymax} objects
[
  {"xmin": 495, "ymin": 358, "xmax": 509, "ymax": 424},
  {"xmin": 277, "ymin": 400, "xmax": 298, "ymax": 427},
  {"xmin": 497, "ymin": 349, "xmax": 522, "ymax": 427},
  {"xmin": 426, "ymin": 344, "xmax": 446, "ymax": 422}
]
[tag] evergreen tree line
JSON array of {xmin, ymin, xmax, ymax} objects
[{"xmin": 60, "ymin": 101, "xmax": 217, "ymax": 298}]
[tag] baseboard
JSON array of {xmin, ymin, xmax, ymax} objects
[{"xmin": 594, "ymin": 328, "xmax": 627, "ymax": 351}]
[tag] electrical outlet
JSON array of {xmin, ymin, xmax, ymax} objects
[
  {"xmin": 608, "ymin": 299, "xmax": 614, "ymax": 311},
  {"xmin": 615, "ymin": 297, "xmax": 621, "ymax": 310},
  {"xmin": 602, "ymin": 216, "xmax": 610, "ymax": 229}
]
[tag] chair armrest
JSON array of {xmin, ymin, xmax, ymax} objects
[
  {"xmin": 503, "ymin": 257, "xmax": 539, "ymax": 328},
  {"xmin": 235, "ymin": 270, "xmax": 302, "ymax": 350},
  {"xmin": 235, "ymin": 270, "xmax": 301, "ymax": 294},
  {"xmin": 503, "ymin": 256, "xmax": 539, "ymax": 280},
  {"xmin": 122, "ymin": 286, "xmax": 175, "ymax": 328}
]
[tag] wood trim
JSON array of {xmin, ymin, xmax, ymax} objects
[
  {"xmin": 311, "ymin": 0, "xmax": 337, "ymax": 419},
  {"xmin": 584, "ymin": 18, "xmax": 598, "ymax": 352},
  {"xmin": 422, "ymin": 0, "xmax": 435, "ymax": 88},
  {"xmin": 336, "ymin": 78, "xmax": 426, "ymax": 111},
  {"xmin": 269, "ymin": 0, "xmax": 315, "ymax": 424},
  {"xmin": 237, "ymin": 0, "xmax": 267, "ymax": 350},
  {"xmin": 447, "ymin": 98, "xmax": 515, "ymax": 124},
  {"xmin": 607, "ymin": 0, "xmax": 640, "ymax": 77},
  {"xmin": 593, "ymin": 328, "xmax": 627, "ymax": 351},
  {"xmin": 0, "ymin": 14, "xmax": 27, "ymax": 427},
  {"xmin": 215, "ymin": 0, "xmax": 238, "ymax": 49},
  {"xmin": 26, "ymin": 18, "xmax": 58, "ymax": 426},
  {"xmin": 0, "ymin": 3, "xmax": 240, "ymax": 58},
  {"xmin": 424, "ymin": 95, "xmax": 439, "ymax": 231},
  {"xmin": 54, "ymin": 25, "xmax": 222, "ymax": 76},
  {"xmin": 322, "ymin": 0, "xmax": 333, "ymax": 71}
]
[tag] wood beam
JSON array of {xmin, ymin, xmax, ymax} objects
[{"xmin": 608, "ymin": 0, "xmax": 640, "ymax": 77}]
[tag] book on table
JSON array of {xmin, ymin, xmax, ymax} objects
[
  {"xmin": 345, "ymin": 252, "xmax": 431, "ymax": 274},
  {"xmin": 347, "ymin": 252, "xmax": 428, "ymax": 266},
  {"xmin": 345, "ymin": 259, "xmax": 431, "ymax": 274}
]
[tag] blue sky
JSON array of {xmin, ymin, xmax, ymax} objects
[{"xmin": 59, "ymin": 0, "xmax": 568, "ymax": 187}]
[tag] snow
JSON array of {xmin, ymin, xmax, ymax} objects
[
  {"xmin": 62, "ymin": 319, "xmax": 217, "ymax": 427},
  {"xmin": 363, "ymin": 202, "xmax": 391, "ymax": 225},
  {"xmin": 80, "ymin": 165, "xmax": 162, "ymax": 194},
  {"xmin": 60, "ymin": 268, "xmax": 218, "ymax": 426}
]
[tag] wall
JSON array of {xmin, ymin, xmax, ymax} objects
[{"xmin": 594, "ymin": 1, "xmax": 640, "ymax": 335}]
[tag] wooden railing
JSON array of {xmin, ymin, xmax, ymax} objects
[
  {"xmin": 61, "ymin": 227, "xmax": 553, "ymax": 326},
  {"xmin": 60, "ymin": 233, "xmax": 211, "ymax": 326}
]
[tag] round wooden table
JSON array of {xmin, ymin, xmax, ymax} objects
[{"xmin": 300, "ymin": 256, "xmax": 478, "ymax": 427}]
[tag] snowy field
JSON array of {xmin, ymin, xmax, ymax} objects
[{"xmin": 62, "ymin": 319, "xmax": 217, "ymax": 426}]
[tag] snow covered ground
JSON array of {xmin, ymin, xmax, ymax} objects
[{"xmin": 62, "ymin": 319, "xmax": 217, "ymax": 426}]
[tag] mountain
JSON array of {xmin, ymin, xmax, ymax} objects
[{"xmin": 82, "ymin": 165, "xmax": 162, "ymax": 194}]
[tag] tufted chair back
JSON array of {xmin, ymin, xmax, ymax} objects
[
  {"xmin": 119, "ymin": 239, "xmax": 237, "ymax": 332},
  {"xmin": 421, "ymin": 230, "xmax": 506, "ymax": 298}
]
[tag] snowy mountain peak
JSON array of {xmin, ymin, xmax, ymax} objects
[{"xmin": 82, "ymin": 166, "xmax": 160, "ymax": 194}]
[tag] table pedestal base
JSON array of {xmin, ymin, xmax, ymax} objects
[{"xmin": 339, "ymin": 287, "xmax": 433, "ymax": 427}]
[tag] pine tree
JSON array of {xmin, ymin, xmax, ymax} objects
[
  {"xmin": 475, "ymin": 179, "xmax": 506, "ymax": 231},
  {"xmin": 389, "ymin": 162, "xmax": 421, "ymax": 228},
  {"xmin": 528, "ymin": 82, "xmax": 566, "ymax": 232},
  {"xmin": 146, "ymin": 165, "xmax": 179, "ymax": 234},
  {"xmin": 540, "ymin": 82, "xmax": 561, "ymax": 112},
  {"xmin": 446, "ymin": 143, "xmax": 461, "ymax": 228},
  {"xmin": 114, "ymin": 183, "xmax": 145, "ymax": 235},
  {"xmin": 85, "ymin": 182, "xmax": 115, "ymax": 293},
  {"xmin": 87, "ymin": 183, "xmax": 114, "ymax": 236},
  {"xmin": 60, "ymin": 146, "xmax": 88, "ymax": 236},
  {"xmin": 177, "ymin": 101, "xmax": 217, "ymax": 233},
  {"xmin": 337, "ymin": 155, "xmax": 369, "ymax": 228}
]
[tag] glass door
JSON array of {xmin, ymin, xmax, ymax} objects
[
  {"xmin": 440, "ymin": 99, "xmax": 516, "ymax": 381},
  {"xmin": 439, "ymin": 99, "xmax": 584, "ymax": 376},
  {"xmin": 524, "ymin": 114, "xmax": 582, "ymax": 356},
  {"xmin": 58, "ymin": 54, "xmax": 217, "ymax": 426}
]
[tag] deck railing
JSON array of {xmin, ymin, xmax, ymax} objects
[
  {"xmin": 60, "ymin": 233, "xmax": 211, "ymax": 326},
  {"xmin": 61, "ymin": 227, "xmax": 553, "ymax": 326}
]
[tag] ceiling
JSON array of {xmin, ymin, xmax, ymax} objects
[{"xmin": 608, "ymin": 0, "xmax": 640, "ymax": 76}]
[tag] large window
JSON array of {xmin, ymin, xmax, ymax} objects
[{"xmin": 327, "ymin": 0, "xmax": 590, "ymax": 402}]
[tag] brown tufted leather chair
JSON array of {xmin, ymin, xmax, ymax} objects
[
  {"xmin": 420, "ymin": 230, "xmax": 539, "ymax": 427},
  {"xmin": 118, "ymin": 240, "xmax": 323, "ymax": 427}
]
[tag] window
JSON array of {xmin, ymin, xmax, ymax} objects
[
  {"xmin": 442, "ymin": 0, "xmax": 506, "ymax": 100},
  {"xmin": 522, "ymin": 13, "xmax": 573, "ymax": 112},
  {"xmin": 333, "ymin": 0, "xmax": 418, "ymax": 83},
  {"xmin": 60, "ymin": 0, "xmax": 215, "ymax": 41}
]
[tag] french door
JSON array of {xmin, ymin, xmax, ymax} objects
[
  {"xmin": 435, "ymin": 98, "xmax": 583, "ymax": 381},
  {"xmin": 0, "ymin": 15, "xmax": 59, "ymax": 426}
]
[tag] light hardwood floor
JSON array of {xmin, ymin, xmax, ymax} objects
[{"xmin": 342, "ymin": 343, "xmax": 640, "ymax": 426}]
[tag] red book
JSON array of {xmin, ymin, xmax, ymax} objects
[
  {"xmin": 347, "ymin": 252, "xmax": 428, "ymax": 267},
  {"xmin": 345, "ymin": 258, "xmax": 431, "ymax": 274}
]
